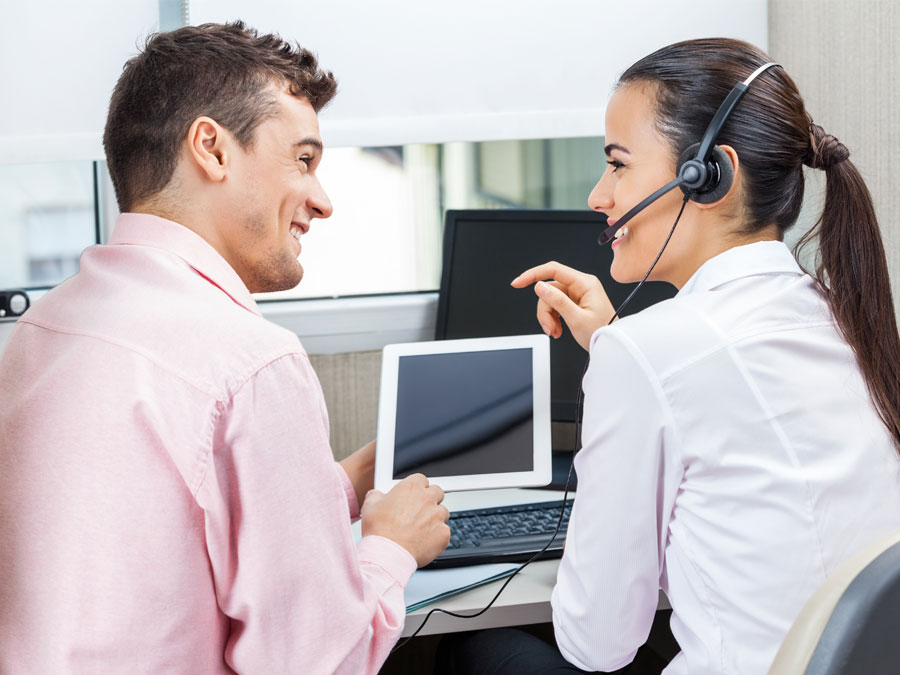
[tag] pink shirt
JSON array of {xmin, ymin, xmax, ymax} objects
[{"xmin": 0, "ymin": 213, "xmax": 416, "ymax": 674}]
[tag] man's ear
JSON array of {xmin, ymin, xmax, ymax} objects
[
  {"xmin": 185, "ymin": 117, "xmax": 229, "ymax": 183},
  {"xmin": 695, "ymin": 144, "xmax": 740, "ymax": 210}
]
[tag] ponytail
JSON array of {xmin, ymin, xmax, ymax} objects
[{"xmin": 796, "ymin": 124, "xmax": 900, "ymax": 453}]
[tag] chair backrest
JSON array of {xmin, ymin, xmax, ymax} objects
[{"xmin": 769, "ymin": 527, "xmax": 900, "ymax": 675}]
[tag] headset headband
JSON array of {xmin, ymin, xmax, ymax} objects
[{"xmin": 694, "ymin": 62, "xmax": 779, "ymax": 165}]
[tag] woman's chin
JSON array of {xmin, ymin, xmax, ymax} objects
[{"xmin": 609, "ymin": 262, "xmax": 641, "ymax": 286}]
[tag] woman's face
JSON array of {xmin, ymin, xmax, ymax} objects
[{"xmin": 589, "ymin": 83, "xmax": 701, "ymax": 287}]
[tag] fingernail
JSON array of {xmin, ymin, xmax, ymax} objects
[
  {"xmin": 510, "ymin": 275, "xmax": 521, "ymax": 285},
  {"xmin": 535, "ymin": 281, "xmax": 547, "ymax": 294},
  {"xmin": 540, "ymin": 323, "xmax": 551, "ymax": 335}
]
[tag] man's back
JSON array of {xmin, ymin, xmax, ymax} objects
[{"xmin": 0, "ymin": 215, "xmax": 415, "ymax": 674}]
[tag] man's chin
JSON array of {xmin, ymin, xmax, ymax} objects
[
  {"xmin": 274, "ymin": 265, "xmax": 304, "ymax": 292},
  {"xmin": 249, "ymin": 263, "xmax": 304, "ymax": 294}
]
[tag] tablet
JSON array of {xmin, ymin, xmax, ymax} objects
[{"xmin": 375, "ymin": 334, "xmax": 551, "ymax": 492}]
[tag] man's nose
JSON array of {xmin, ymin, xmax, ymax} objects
[{"xmin": 308, "ymin": 179, "xmax": 333, "ymax": 219}]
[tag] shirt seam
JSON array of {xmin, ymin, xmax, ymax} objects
[
  {"xmin": 657, "ymin": 319, "xmax": 836, "ymax": 382},
  {"xmin": 358, "ymin": 554, "xmax": 414, "ymax": 588},
  {"xmin": 676, "ymin": 306, "xmax": 829, "ymax": 672},
  {"xmin": 17, "ymin": 317, "xmax": 222, "ymax": 397},
  {"xmin": 605, "ymin": 327, "xmax": 688, "ymax": 470},
  {"xmin": 605, "ymin": 326, "xmax": 726, "ymax": 667},
  {"xmin": 226, "ymin": 350, "xmax": 315, "ymax": 401},
  {"xmin": 193, "ymin": 351, "xmax": 323, "ymax": 498},
  {"xmin": 603, "ymin": 328, "xmax": 699, "ymax": 663},
  {"xmin": 192, "ymin": 398, "xmax": 225, "ymax": 497}
]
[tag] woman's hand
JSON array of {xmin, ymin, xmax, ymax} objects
[{"xmin": 511, "ymin": 261, "xmax": 616, "ymax": 351}]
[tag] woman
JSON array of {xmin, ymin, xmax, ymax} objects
[{"xmin": 436, "ymin": 38, "xmax": 900, "ymax": 675}]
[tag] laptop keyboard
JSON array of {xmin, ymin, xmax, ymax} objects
[{"xmin": 426, "ymin": 499, "xmax": 573, "ymax": 569}]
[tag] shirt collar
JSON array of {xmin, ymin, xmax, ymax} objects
[
  {"xmin": 678, "ymin": 240, "xmax": 804, "ymax": 296},
  {"xmin": 108, "ymin": 213, "xmax": 262, "ymax": 316}
]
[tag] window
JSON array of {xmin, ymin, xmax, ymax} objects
[
  {"xmin": 0, "ymin": 136, "xmax": 607, "ymax": 300},
  {"xmin": 0, "ymin": 162, "xmax": 99, "ymax": 290},
  {"xmin": 255, "ymin": 135, "xmax": 605, "ymax": 301}
]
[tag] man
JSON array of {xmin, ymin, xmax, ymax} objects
[{"xmin": 0, "ymin": 22, "xmax": 450, "ymax": 674}]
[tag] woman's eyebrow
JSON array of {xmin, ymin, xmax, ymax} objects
[{"xmin": 604, "ymin": 143, "xmax": 631, "ymax": 156}]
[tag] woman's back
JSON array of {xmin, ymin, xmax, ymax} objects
[{"xmin": 577, "ymin": 240, "xmax": 900, "ymax": 673}]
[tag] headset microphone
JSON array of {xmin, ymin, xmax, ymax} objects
[
  {"xmin": 597, "ymin": 174, "xmax": 688, "ymax": 245},
  {"xmin": 597, "ymin": 61, "xmax": 780, "ymax": 247}
]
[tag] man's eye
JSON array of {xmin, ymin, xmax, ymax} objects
[{"xmin": 299, "ymin": 157, "xmax": 312, "ymax": 168}]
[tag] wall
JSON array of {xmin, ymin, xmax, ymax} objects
[{"xmin": 769, "ymin": 0, "xmax": 900, "ymax": 315}]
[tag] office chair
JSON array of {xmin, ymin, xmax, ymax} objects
[{"xmin": 768, "ymin": 526, "xmax": 900, "ymax": 675}]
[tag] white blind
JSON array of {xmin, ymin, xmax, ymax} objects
[
  {"xmin": 0, "ymin": 0, "xmax": 158, "ymax": 164},
  {"xmin": 0, "ymin": 1, "xmax": 767, "ymax": 164},
  {"xmin": 191, "ymin": 0, "xmax": 767, "ymax": 147}
]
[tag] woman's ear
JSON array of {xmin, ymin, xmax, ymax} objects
[{"xmin": 185, "ymin": 116, "xmax": 229, "ymax": 183}]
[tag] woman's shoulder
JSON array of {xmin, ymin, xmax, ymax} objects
[
  {"xmin": 595, "ymin": 270, "xmax": 832, "ymax": 379},
  {"xmin": 589, "ymin": 295, "xmax": 710, "ymax": 379}
]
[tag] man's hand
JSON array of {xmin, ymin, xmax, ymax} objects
[
  {"xmin": 511, "ymin": 261, "xmax": 616, "ymax": 351},
  {"xmin": 360, "ymin": 474, "xmax": 451, "ymax": 568},
  {"xmin": 339, "ymin": 440, "xmax": 376, "ymax": 509}
]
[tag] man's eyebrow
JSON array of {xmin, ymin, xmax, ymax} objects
[
  {"xmin": 294, "ymin": 138, "xmax": 324, "ymax": 153},
  {"xmin": 604, "ymin": 143, "xmax": 630, "ymax": 156}
]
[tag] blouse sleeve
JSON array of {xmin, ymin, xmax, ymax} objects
[{"xmin": 552, "ymin": 326, "xmax": 684, "ymax": 672}]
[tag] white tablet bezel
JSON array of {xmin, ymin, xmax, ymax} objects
[{"xmin": 375, "ymin": 334, "xmax": 551, "ymax": 493}]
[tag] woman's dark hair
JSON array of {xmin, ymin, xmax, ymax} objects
[
  {"xmin": 619, "ymin": 37, "xmax": 900, "ymax": 455},
  {"xmin": 103, "ymin": 21, "xmax": 337, "ymax": 211}
]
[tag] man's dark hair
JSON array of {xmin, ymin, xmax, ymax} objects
[{"xmin": 103, "ymin": 21, "xmax": 337, "ymax": 211}]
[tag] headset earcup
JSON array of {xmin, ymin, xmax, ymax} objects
[{"xmin": 676, "ymin": 143, "xmax": 734, "ymax": 204}]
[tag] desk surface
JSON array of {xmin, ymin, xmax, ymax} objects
[
  {"xmin": 354, "ymin": 487, "xmax": 668, "ymax": 638},
  {"xmin": 403, "ymin": 488, "xmax": 567, "ymax": 637},
  {"xmin": 353, "ymin": 487, "xmax": 568, "ymax": 637}
]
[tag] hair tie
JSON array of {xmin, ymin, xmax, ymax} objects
[{"xmin": 805, "ymin": 123, "xmax": 850, "ymax": 170}]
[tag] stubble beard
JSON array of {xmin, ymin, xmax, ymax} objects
[{"xmin": 241, "ymin": 214, "xmax": 304, "ymax": 293}]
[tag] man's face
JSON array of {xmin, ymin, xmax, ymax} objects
[{"xmin": 221, "ymin": 87, "xmax": 332, "ymax": 293}]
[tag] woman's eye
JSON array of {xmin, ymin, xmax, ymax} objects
[{"xmin": 607, "ymin": 159, "xmax": 625, "ymax": 173}]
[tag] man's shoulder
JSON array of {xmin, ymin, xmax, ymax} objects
[
  {"xmin": 24, "ymin": 249, "xmax": 310, "ymax": 398},
  {"xmin": 145, "ymin": 291, "xmax": 309, "ymax": 396}
]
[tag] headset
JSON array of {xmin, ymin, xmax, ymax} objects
[{"xmin": 598, "ymin": 61, "xmax": 781, "ymax": 247}]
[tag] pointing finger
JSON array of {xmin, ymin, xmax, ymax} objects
[{"xmin": 535, "ymin": 281, "xmax": 583, "ymax": 328}]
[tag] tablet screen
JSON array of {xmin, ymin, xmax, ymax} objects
[{"xmin": 392, "ymin": 347, "xmax": 534, "ymax": 480}]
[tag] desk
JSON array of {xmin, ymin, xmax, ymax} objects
[
  {"xmin": 352, "ymin": 488, "xmax": 566, "ymax": 637},
  {"xmin": 353, "ymin": 487, "xmax": 670, "ymax": 638},
  {"xmin": 403, "ymin": 488, "xmax": 567, "ymax": 638}
]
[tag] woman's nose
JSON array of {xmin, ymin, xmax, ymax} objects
[{"xmin": 587, "ymin": 171, "xmax": 614, "ymax": 212}]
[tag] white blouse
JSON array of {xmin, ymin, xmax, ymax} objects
[{"xmin": 551, "ymin": 241, "xmax": 900, "ymax": 675}]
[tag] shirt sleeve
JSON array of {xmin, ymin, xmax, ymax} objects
[
  {"xmin": 552, "ymin": 327, "xmax": 684, "ymax": 672},
  {"xmin": 336, "ymin": 462, "xmax": 362, "ymax": 521},
  {"xmin": 195, "ymin": 352, "xmax": 416, "ymax": 675}
]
